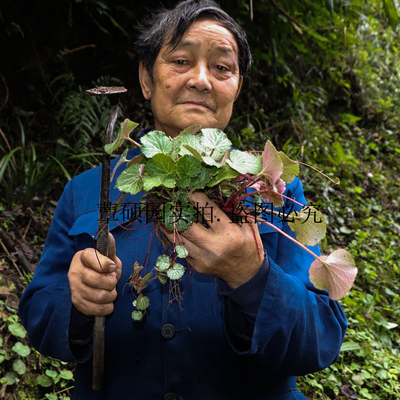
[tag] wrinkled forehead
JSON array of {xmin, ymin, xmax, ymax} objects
[{"xmin": 162, "ymin": 16, "xmax": 239, "ymax": 57}]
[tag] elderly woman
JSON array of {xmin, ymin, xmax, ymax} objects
[{"xmin": 19, "ymin": 1, "xmax": 347, "ymax": 399}]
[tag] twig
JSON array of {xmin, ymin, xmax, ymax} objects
[
  {"xmin": 58, "ymin": 44, "xmax": 96, "ymax": 59},
  {"xmin": 0, "ymin": 239, "xmax": 23, "ymax": 277},
  {"xmin": 250, "ymin": 0, "xmax": 254, "ymax": 21},
  {"xmin": 270, "ymin": 0, "xmax": 346, "ymax": 32},
  {"xmin": 22, "ymin": 218, "xmax": 32, "ymax": 240}
]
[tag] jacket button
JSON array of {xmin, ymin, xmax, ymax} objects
[
  {"xmin": 164, "ymin": 393, "xmax": 181, "ymax": 400},
  {"xmin": 161, "ymin": 324, "xmax": 176, "ymax": 339}
]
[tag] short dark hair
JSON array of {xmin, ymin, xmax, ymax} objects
[{"xmin": 135, "ymin": 0, "xmax": 252, "ymax": 78}]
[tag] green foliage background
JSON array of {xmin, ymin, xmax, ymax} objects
[{"xmin": 0, "ymin": 0, "xmax": 399, "ymax": 398}]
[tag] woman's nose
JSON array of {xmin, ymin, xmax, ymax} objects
[{"xmin": 186, "ymin": 63, "xmax": 212, "ymax": 92}]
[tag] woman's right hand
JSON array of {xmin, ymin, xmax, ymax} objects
[{"xmin": 68, "ymin": 233, "xmax": 122, "ymax": 317}]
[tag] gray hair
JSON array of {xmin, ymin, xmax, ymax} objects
[{"xmin": 135, "ymin": 0, "xmax": 252, "ymax": 78}]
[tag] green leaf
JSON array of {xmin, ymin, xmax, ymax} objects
[
  {"xmin": 156, "ymin": 272, "xmax": 168, "ymax": 284},
  {"xmin": 177, "ymin": 155, "xmax": 202, "ymax": 178},
  {"xmin": 156, "ymin": 255, "xmax": 171, "ymax": 271},
  {"xmin": 12, "ymin": 342, "xmax": 31, "ymax": 357},
  {"xmin": 175, "ymin": 245, "xmax": 189, "ymax": 258},
  {"xmin": 145, "ymin": 153, "xmax": 177, "ymax": 189},
  {"xmin": 141, "ymin": 130, "xmax": 173, "ymax": 158},
  {"xmin": 105, "ymin": 119, "xmax": 139, "ymax": 154},
  {"xmin": 142, "ymin": 175, "xmax": 164, "ymax": 191},
  {"xmin": 200, "ymin": 128, "xmax": 232, "ymax": 158},
  {"xmin": 309, "ymin": 249, "xmax": 358, "ymax": 300},
  {"xmin": 162, "ymin": 202, "xmax": 195, "ymax": 232},
  {"xmin": 45, "ymin": 394, "xmax": 58, "ymax": 400},
  {"xmin": 13, "ymin": 359, "xmax": 26, "ymax": 375},
  {"xmin": 167, "ymin": 263, "xmax": 185, "ymax": 280},
  {"xmin": 179, "ymin": 124, "xmax": 202, "ymax": 136},
  {"xmin": 340, "ymin": 341, "xmax": 361, "ymax": 352},
  {"xmin": 191, "ymin": 166, "xmax": 219, "ymax": 190},
  {"xmin": 278, "ymin": 152, "xmax": 299, "ymax": 183},
  {"xmin": 226, "ymin": 150, "xmax": 263, "ymax": 174},
  {"xmin": 136, "ymin": 294, "xmax": 150, "ymax": 310},
  {"xmin": 5, "ymin": 371, "xmax": 18, "ymax": 385},
  {"xmin": 115, "ymin": 164, "xmax": 143, "ymax": 195},
  {"xmin": 8, "ymin": 323, "xmax": 26, "ymax": 338},
  {"xmin": 287, "ymin": 208, "xmax": 326, "ymax": 246},
  {"xmin": 176, "ymin": 155, "xmax": 202, "ymax": 188},
  {"xmin": 37, "ymin": 375, "xmax": 53, "ymax": 387},
  {"xmin": 59, "ymin": 370, "xmax": 74, "ymax": 380},
  {"xmin": 131, "ymin": 310, "xmax": 143, "ymax": 321},
  {"xmin": 207, "ymin": 166, "xmax": 238, "ymax": 187},
  {"xmin": 45, "ymin": 369, "xmax": 58, "ymax": 378},
  {"xmin": 180, "ymin": 133, "xmax": 208, "ymax": 157},
  {"xmin": 383, "ymin": 0, "xmax": 399, "ymax": 30}
]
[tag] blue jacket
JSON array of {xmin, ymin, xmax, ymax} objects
[{"xmin": 19, "ymin": 147, "xmax": 347, "ymax": 400}]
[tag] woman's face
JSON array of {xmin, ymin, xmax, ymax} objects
[{"xmin": 139, "ymin": 18, "xmax": 243, "ymax": 137}]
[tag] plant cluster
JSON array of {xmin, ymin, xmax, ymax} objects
[{"xmin": 105, "ymin": 121, "xmax": 357, "ymax": 320}]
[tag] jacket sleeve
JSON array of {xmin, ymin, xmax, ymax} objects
[
  {"xmin": 18, "ymin": 180, "xmax": 93, "ymax": 363},
  {"xmin": 221, "ymin": 178, "xmax": 347, "ymax": 376}
]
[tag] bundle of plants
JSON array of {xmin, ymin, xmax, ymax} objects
[{"xmin": 104, "ymin": 120, "xmax": 357, "ymax": 321}]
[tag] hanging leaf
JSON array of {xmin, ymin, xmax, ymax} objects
[
  {"xmin": 136, "ymin": 294, "xmax": 150, "ymax": 310},
  {"xmin": 156, "ymin": 254, "xmax": 171, "ymax": 271},
  {"xmin": 105, "ymin": 119, "xmax": 139, "ymax": 154},
  {"xmin": 132, "ymin": 310, "xmax": 143, "ymax": 321},
  {"xmin": 156, "ymin": 272, "xmax": 168, "ymax": 284},
  {"xmin": 115, "ymin": 164, "xmax": 143, "ymax": 194},
  {"xmin": 287, "ymin": 208, "xmax": 326, "ymax": 246},
  {"xmin": 175, "ymin": 245, "xmax": 189, "ymax": 258},
  {"xmin": 226, "ymin": 150, "xmax": 263, "ymax": 174},
  {"xmin": 261, "ymin": 141, "xmax": 283, "ymax": 183},
  {"xmin": 141, "ymin": 130, "xmax": 173, "ymax": 158},
  {"xmin": 167, "ymin": 263, "xmax": 185, "ymax": 280},
  {"xmin": 309, "ymin": 249, "xmax": 357, "ymax": 300},
  {"xmin": 279, "ymin": 152, "xmax": 299, "ymax": 183}
]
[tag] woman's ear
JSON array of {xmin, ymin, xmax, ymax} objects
[
  {"xmin": 139, "ymin": 62, "xmax": 152, "ymax": 100},
  {"xmin": 234, "ymin": 76, "xmax": 243, "ymax": 101}
]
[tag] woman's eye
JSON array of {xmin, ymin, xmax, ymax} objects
[{"xmin": 216, "ymin": 65, "xmax": 229, "ymax": 72}]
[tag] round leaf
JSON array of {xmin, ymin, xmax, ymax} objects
[
  {"xmin": 141, "ymin": 130, "xmax": 173, "ymax": 158},
  {"xmin": 309, "ymin": 249, "xmax": 357, "ymax": 300},
  {"xmin": 115, "ymin": 164, "xmax": 143, "ymax": 195},
  {"xmin": 167, "ymin": 263, "xmax": 185, "ymax": 280},
  {"xmin": 59, "ymin": 370, "xmax": 74, "ymax": 380},
  {"xmin": 157, "ymin": 272, "xmax": 168, "ymax": 284},
  {"xmin": 226, "ymin": 150, "xmax": 263, "ymax": 174},
  {"xmin": 13, "ymin": 359, "xmax": 26, "ymax": 375},
  {"xmin": 136, "ymin": 295, "xmax": 150, "ymax": 310},
  {"xmin": 200, "ymin": 128, "xmax": 232, "ymax": 157},
  {"xmin": 131, "ymin": 310, "xmax": 143, "ymax": 321},
  {"xmin": 175, "ymin": 245, "xmax": 189, "ymax": 259},
  {"xmin": 37, "ymin": 375, "xmax": 53, "ymax": 387},
  {"xmin": 156, "ymin": 255, "xmax": 171, "ymax": 271},
  {"xmin": 12, "ymin": 342, "xmax": 31, "ymax": 357},
  {"xmin": 8, "ymin": 323, "xmax": 26, "ymax": 338},
  {"xmin": 287, "ymin": 208, "xmax": 326, "ymax": 246}
]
